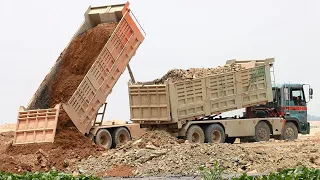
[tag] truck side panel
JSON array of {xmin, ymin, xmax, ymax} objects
[
  {"xmin": 13, "ymin": 104, "xmax": 61, "ymax": 144},
  {"xmin": 129, "ymin": 84, "xmax": 171, "ymax": 122}
]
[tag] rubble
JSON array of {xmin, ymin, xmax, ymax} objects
[
  {"xmin": 73, "ymin": 128, "xmax": 320, "ymax": 177},
  {"xmin": 137, "ymin": 63, "xmax": 245, "ymax": 84}
]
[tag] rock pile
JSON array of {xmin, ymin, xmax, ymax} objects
[
  {"xmin": 138, "ymin": 63, "xmax": 245, "ymax": 84},
  {"xmin": 73, "ymin": 130, "xmax": 320, "ymax": 177}
]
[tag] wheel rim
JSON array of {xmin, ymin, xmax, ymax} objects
[
  {"xmin": 191, "ymin": 132, "xmax": 200, "ymax": 143},
  {"xmin": 100, "ymin": 134, "xmax": 110, "ymax": 146},
  {"xmin": 258, "ymin": 128, "xmax": 268, "ymax": 140},
  {"xmin": 212, "ymin": 130, "xmax": 221, "ymax": 143},
  {"xmin": 285, "ymin": 127, "xmax": 294, "ymax": 139},
  {"xmin": 119, "ymin": 133, "xmax": 128, "ymax": 143}
]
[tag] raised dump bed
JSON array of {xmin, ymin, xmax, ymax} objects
[
  {"xmin": 14, "ymin": 2, "xmax": 145, "ymax": 144},
  {"xmin": 128, "ymin": 59, "xmax": 274, "ymax": 126}
]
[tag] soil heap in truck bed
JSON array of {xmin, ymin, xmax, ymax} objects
[
  {"xmin": 0, "ymin": 22, "xmax": 118, "ymax": 174},
  {"xmin": 138, "ymin": 63, "xmax": 244, "ymax": 85}
]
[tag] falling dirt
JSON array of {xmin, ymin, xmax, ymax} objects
[
  {"xmin": 0, "ymin": 22, "xmax": 119, "ymax": 174},
  {"xmin": 137, "ymin": 63, "xmax": 244, "ymax": 84}
]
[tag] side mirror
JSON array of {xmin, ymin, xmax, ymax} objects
[{"xmin": 309, "ymin": 88, "xmax": 313, "ymax": 96}]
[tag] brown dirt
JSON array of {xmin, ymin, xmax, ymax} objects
[
  {"xmin": 138, "ymin": 63, "xmax": 244, "ymax": 84},
  {"xmin": 1, "ymin": 128, "xmax": 105, "ymax": 173},
  {"xmin": 97, "ymin": 164, "xmax": 135, "ymax": 177},
  {"xmin": 0, "ymin": 22, "xmax": 119, "ymax": 174},
  {"xmin": 49, "ymin": 22, "xmax": 118, "ymax": 128}
]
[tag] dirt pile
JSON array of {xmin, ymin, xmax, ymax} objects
[
  {"xmin": 0, "ymin": 128, "xmax": 104, "ymax": 173},
  {"xmin": 73, "ymin": 130, "xmax": 320, "ymax": 177},
  {"xmin": 138, "ymin": 63, "xmax": 244, "ymax": 84},
  {"xmin": 0, "ymin": 22, "xmax": 119, "ymax": 174}
]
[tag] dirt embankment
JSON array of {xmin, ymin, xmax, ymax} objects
[
  {"xmin": 137, "ymin": 63, "xmax": 244, "ymax": 84},
  {"xmin": 0, "ymin": 22, "xmax": 118, "ymax": 174}
]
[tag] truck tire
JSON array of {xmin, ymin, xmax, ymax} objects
[
  {"xmin": 204, "ymin": 124, "xmax": 225, "ymax": 143},
  {"xmin": 186, "ymin": 125, "xmax": 205, "ymax": 143},
  {"xmin": 225, "ymin": 137, "xmax": 236, "ymax": 144},
  {"xmin": 282, "ymin": 122, "xmax": 298, "ymax": 141},
  {"xmin": 112, "ymin": 127, "xmax": 131, "ymax": 148},
  {"xmin": 254, "ymin": 121, "xmax": 270, "ymax": 142},
  {"xmin": 95, "ymin": 129, "xmax": 112, "ymax": 149}
]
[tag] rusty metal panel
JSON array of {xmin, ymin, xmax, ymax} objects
[
  {"xmin": 128, "ymin": 84, "xmax": 171, "ymax": 122},
  {"xmin": 63, "ymin": 4, "xmax": 145, "ymax": 134},
  {"xmin": 13, "ymin": 104, "xmax": 61, "ymax": 145}
]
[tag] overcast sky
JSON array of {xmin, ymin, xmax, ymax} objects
[{"xmin": 0, "ymin": 0, "xmax": 319, "ymax": 124}]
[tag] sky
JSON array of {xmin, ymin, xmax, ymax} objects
[{"xmin": 0, "ymin": 0, "xmax": 319, "ymax": 124}]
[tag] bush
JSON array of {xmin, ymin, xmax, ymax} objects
[
  {"xmin": 234, "ymin": 166, "xmax": 320, "ymax": 180},
  {"xmin": 200, "ymin": 164, "xmax": 320, "ymax": 180},
  {"xmin": 199, "ymin": 161, "xmax": 224, "ymax": 180},
  {"xmin": 0, "ymin": 170, "xmax": 101, "ymax": 180}
]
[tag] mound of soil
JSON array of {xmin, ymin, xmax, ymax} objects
[{"xmin": 4, "ymin": 128, "xmax": 104, "ymax": 172}]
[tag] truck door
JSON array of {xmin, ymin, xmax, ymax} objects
[{"xmin": 287, "ymin": 88, "xmax": 307, "ymax": 121}]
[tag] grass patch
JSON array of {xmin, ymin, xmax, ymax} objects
[{"xmin": 0, "ymin": 169, "xmax": 101, "ymax": 180}]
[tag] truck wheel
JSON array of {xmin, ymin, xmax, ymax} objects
[
  {"xmin": 254, "ymin": 121, "xmax": 270, "ymax": 142},
  {"xmin": 205, "ymin": 124, "xmax": 225, "ymax": 143},
  {"xmin": 112, "ymin": 127, "xmax": 131, "ymax": 148},
  {"xmin": 282, "ymin": 122, "xmax": 298, "ymax": 141},
  {"xmin": 186, "ymin": 125, "xmax": 205, "ymax": 143},
  {"xmin": 95, "ymin": 129, "xmax": 112, "ymax": 149},
  {"xmin": 225, "ymin": 137, "xmax": 236, "ymax": 144}
]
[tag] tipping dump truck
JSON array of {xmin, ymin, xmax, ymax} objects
[{"xmin": 13, "ymin": 2, "xmax": 146, "ymax": 145}]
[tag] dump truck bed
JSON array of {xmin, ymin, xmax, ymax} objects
[
  {"xmin": 128, "ymin": 59, "xmax": 274, "ymax": 125},
  {"xmin": 14, "ymin": 2, "xmax": 145, "ymax": 144}
]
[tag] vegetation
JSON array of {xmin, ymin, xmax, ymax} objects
[
  {"xmin": 199, "ymin": 161, "xmax": 224, "ymax": 180},
  {"xmin": 199, "ymin": 163, "xmax": 320, "ymax": 180},
  {"xmin": 0, "ymin": 170, "xmax": 101, "ymax": 180}
]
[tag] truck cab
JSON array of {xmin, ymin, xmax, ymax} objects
[
  {"xmin": 277, "ymin": 84, "xmax": 313, "ymax": 135},
  {"xmin": 248, "ymin": 83, "xmax": 313, "ymax": 139}
]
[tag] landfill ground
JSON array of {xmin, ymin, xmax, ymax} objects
[{"xmin": 0, "ymin": 121, "xmax": 319, "ymax": 178}]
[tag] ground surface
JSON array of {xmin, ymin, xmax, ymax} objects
[{"xmin": 0, "ymin": 121, "xmax": 319, "ymax": 178}]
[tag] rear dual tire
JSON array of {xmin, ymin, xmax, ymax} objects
[
  {"xmin": 95, "ymin": 127, "xmax": 131, "ymax": 149},
  {"xmin": 186, "ymin": 124, "xmax": 226, "ymax": 144},
  {"xmin": 95, "ymin": 129, "xmax": 113, "ymax": 149},
  {"xmin": 205, "ymin": 124, "xmax": 225, "ymax": 143}
]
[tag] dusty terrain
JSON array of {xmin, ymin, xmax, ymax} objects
[
  {"xmin": 68, "ymin": 122, "xmax": 320, "ymax": 178},
  {"xmin": 1, "ymin": 122, "xmax": 319, "ymax": 176}
]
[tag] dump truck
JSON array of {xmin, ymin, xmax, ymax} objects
[
  {"xmin": 13, "ymin": 2, "xmax": 146, "ymax": 145},
  {"xmin": 125, "ymin": 58, "xmax": 314, "ymax": 145}
]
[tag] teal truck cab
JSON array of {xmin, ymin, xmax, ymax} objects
[{"xmin": 246, "ymin": 83, "xmax": 313, "ymax": 140}]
